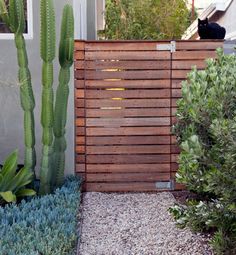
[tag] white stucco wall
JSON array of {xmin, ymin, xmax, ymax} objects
[
  {"xmin": 212, "ymin": 0, "xmax": 236, "ymax": 39},
  {"xmin": 0, "ymin": 0, "xmax": 74, "ymax": 176}
]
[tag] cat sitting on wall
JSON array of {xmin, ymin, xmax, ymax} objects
[{"xmin": 198, "ymin": 18, "xmax": 226, "ymax": 39}]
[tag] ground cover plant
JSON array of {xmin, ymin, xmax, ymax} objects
[
  {"xmin": 0, "ymin": 176, "xmax": 81, "ymax": 255},
  {"xmin": 169, "ymin": 49, "xmax": 236, "ymax": 254}
]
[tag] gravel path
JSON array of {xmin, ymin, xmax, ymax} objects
[{"xmin": 78, "ymin": 192, "xmax": 213, "ymax": 255}]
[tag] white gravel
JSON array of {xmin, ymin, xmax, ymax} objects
[{"xmin": 78, "ymin": 192, "xmax": 213, "ymax": 255}]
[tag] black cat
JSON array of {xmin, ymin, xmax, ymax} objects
[{"xmin": 198, "ymin": 18, "xmax": 226, "ymax": 39}]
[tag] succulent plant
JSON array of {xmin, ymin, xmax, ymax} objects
[
  {"xmin": 52, "ymin": 4, "xmax": 74, "ymax": 187},
  {"xmin": 0, "ymin": 0, "xmax": 36, "ymax": 176},
  {"xmin": 39, "ymin": 0, "xmax": 56, "ymax": 195},
  {"xmin": 0, "ymin": 150, "xmax": 35, "ymax": 204}
]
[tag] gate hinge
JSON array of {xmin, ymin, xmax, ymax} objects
[
  {"xmin": 155, "ymin": 179, "xmax": 175, "ymax": 190},
  {"xmin": 156, "ymin": 41, "xmax": 176, "ymax": 52}
]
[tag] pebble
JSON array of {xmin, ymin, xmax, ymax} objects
[{"xmin": 78, "ymin": 192, "xmax": 214, "ymax": 255}]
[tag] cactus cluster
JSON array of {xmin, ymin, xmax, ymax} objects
[{"xmin": 0, "ymin": 0, "xmax": 74, "ymax": 195}]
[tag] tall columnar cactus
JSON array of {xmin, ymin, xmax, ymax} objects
[
  {"xmin": 39, "ymin": 0, "xmax": 56, "ymax": 195},
  {"xmin": 52, "ymin": 5, "xmax": 74, "ymax": 187},
  {"xmin": 0, "ymin": 0, "xmax": 36, "ymax": 176}
]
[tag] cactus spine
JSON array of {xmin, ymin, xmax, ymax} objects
[
  {"xmin": 39, "ymin": 0, "xmax": 56, "ymax": 194},
  {"xmin": 0, "ymin": 0, "xmax": 36, "ymax": 176},
  {"xmin": 52, "ymin": 5, "xmax": 74, "ymax": 187}
]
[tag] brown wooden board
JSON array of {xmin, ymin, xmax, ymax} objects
[
  {"xmin": 75, "ymin": 70, "xmax": 170, "ymax": 80},
  {"xmin": 84, "ymin": 117, "xmax": 170, "ymax": 127},
  {"xmin": 82, "ymin": 99, "xmax": 171, "ymax": 108},
  {"xmin": 75, "ymin": 79, "xmax": 171, "ymax": 89},
  {"xmin": 76, "ymin": 89, "xmax": 171, "ymax": 99},
  {"xmin": 86, "ymin": 172, "xmax": 170, "ymax": 182},
  {"xmin": 83, "ymin": 145, "xmax": 170, "ymax": 155},
  {"xmin": 75, "ymin": 60, "xmax": 171, "ymax": 70},
  {"xmin": 86, "ymin": 127, "xmax": 170, "ymax": 136},
  {"xmin": 86, "ymin": 182, "xmax": 170, "ymax": 192},
  {"xmin": 85, "ymin": 51, "xmax": 170, "ymax": 60},
  {"xmin": 85, "ymin": 163, "xmax": 170, "ymax": 173},
  {"xmin": 79, "ymin": 136, "xmax": 171, "ymax": 145},
  {"xmin": 77, "ymin": 108, "xmax": 170, "ymax": 118},
  {"xmin": 84, "ymin": 154, "xmax": 170, "ymax": 164}
]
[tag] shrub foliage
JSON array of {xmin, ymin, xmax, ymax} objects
[
  {"xmin": 0, "ymin": 177, "xmax": 81, "ymax": 255},
  {"xmin": 171, "ymin": 49, "xmax": 236, "ymax": 254},
  {"xmin": 101, "ymin": 0, "xmax": 190, "ymax": 40}
]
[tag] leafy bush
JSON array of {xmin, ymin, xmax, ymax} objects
[
  {"xmin": 170, "ymin": 49, "xmax": 236, "ymax": 254},
  {"xmin": 0, "ymin": 176, "xmax": 81, "ymax": 255},
  {"xmin": 101, "ymin": 0, "xmax": 190, "ymax": 40},
  {"xmin": 0, "ymin": 150, "xmax": 35, "ymax": 204}
]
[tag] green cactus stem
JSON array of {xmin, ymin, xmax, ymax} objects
[
  {"xmin": 0, "ymin": 0, "xmax": 36, "ymax": 176},
  {"xmin": 39, "ymin": 0, "xmax": 56, "ymax": 195},
  {"xmin": 52, "ymin": 5, "xmax": 74, "ymax": 187}
]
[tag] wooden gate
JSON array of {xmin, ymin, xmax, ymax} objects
[{"xmin": 74, "ymin": 40, "xmax": 223, "ymax": 192}]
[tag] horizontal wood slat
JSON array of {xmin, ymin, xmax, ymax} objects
[
  {"xmin": 76, "ymin": 89, "xmax": 170, "ymax": 99},
  {"xmin": 82, "ymin": 145, "xmax": 170, "ymax": 154},
  {"xmin": 83, "ymin": 117, "xmax": 170, "ymax": 127},
  {"xmin": 75, "ymin": 79, "xmax": 171, "ymax": 89},
  {"xmin": 75, "ymin": 60, "xmax": 171, "ymax": 70},
  {"xmin": 86, "ymin": 182, "xmax": 169, "ymax": 192},
  {"xmin": 77, "ymin": 136, "xmax": 171, "ymax": 145},
  {"xmin": 78, "ymin": 99, "xmax": 171, "ymax": 108},
  {"xmin": 86, "ymin": 127, "xmax": 170, "ymax": 136},
  {"xmin": 84, "ymin": 42, "xmax": 170, "ymax": 51},
  {"xmin": 85, "ymin": 51, "xmax": 170, "ymax": 60},
  {"xmin": 86, "ymin": 172, "xmax": 170, "ymax": 182},
  {"xmin": 75, "ymin": 70, "xmax": 170, "ymax": 80},
  {"xmin": 76, "ymin": 108, "xmax": 170, "ymax": 118},
  {"xmin": 172, "ymin": 60, "xmax": 206, "ymax": 69},
  {"xmin": 84, "ymin": 154, "xmax": 170, "ymax": 164},
  {"xmin": 74, "ymin": 40, "xmax": 223, "ymax": 192},
  {"xmin": 175, "ymin": 41, "xmax": 223, "ymax": 50},
  {"xmin": 86, "ymin": 163, "xmax": 170, "ymax": 173},
  {"xmin": 173, "ymin": 51, "xmax": 216, "ymax": 60}
]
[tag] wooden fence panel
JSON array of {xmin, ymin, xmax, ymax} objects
[{"xmin": 74, "ymin": 40, "xmax": 223, "ymax": 192}]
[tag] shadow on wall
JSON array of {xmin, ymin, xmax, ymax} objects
[{"xmin": 0, "ymin": 81, "xmax": 20, "ymax": 137}]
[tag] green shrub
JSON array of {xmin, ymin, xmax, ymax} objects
[
  {"xmin": 170, "ymin": 49, "xmax": 236, "ymax": 254},
  {"xmin": 0, "ymin": 150, "xmax": 35, "ymax": 205},
  {"xmin": 0, "ymin": 176, "xmax": 81, "ymax": 255}
]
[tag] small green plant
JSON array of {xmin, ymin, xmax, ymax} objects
[
  {"xmin": 0, "ymin": 150, "xmax": 35, "ymax": 204},
  {"xmin": 171, "ymin": 49, "xmax": 236, "ymax": 254}
]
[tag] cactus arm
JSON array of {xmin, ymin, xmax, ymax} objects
[
  {"xmin": 0, "ymin": 0, "xmax": 36, "ymax": 176},
  {"xmin": 0, "ymin": 0, "xmax": 10, "ymax": 28},
  {"xmin": 13, "ymin": 0, "xmax": 36, "ymax": 176},
  {"xmin": 16, "ymin": 35, "xmax": 36, "ymax": 175},
  {"xmin": 52, "ymin": 5, "xmax": 74, "ymax": 187},
  {"xmin": 39, "ymin": 0, "xmax": 56, "ymax": 195},
  {"xmin": 9, "ymin": 0, "xmax": 25, "ymax": 34}
]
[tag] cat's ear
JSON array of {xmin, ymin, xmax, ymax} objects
[
  {"xmin": 206, "ymin": 17, "xmax": 209, "ymax": 22},
  {"xmin": 198, "ymin": 18, "xmax": 201, "ymax": 22}
]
